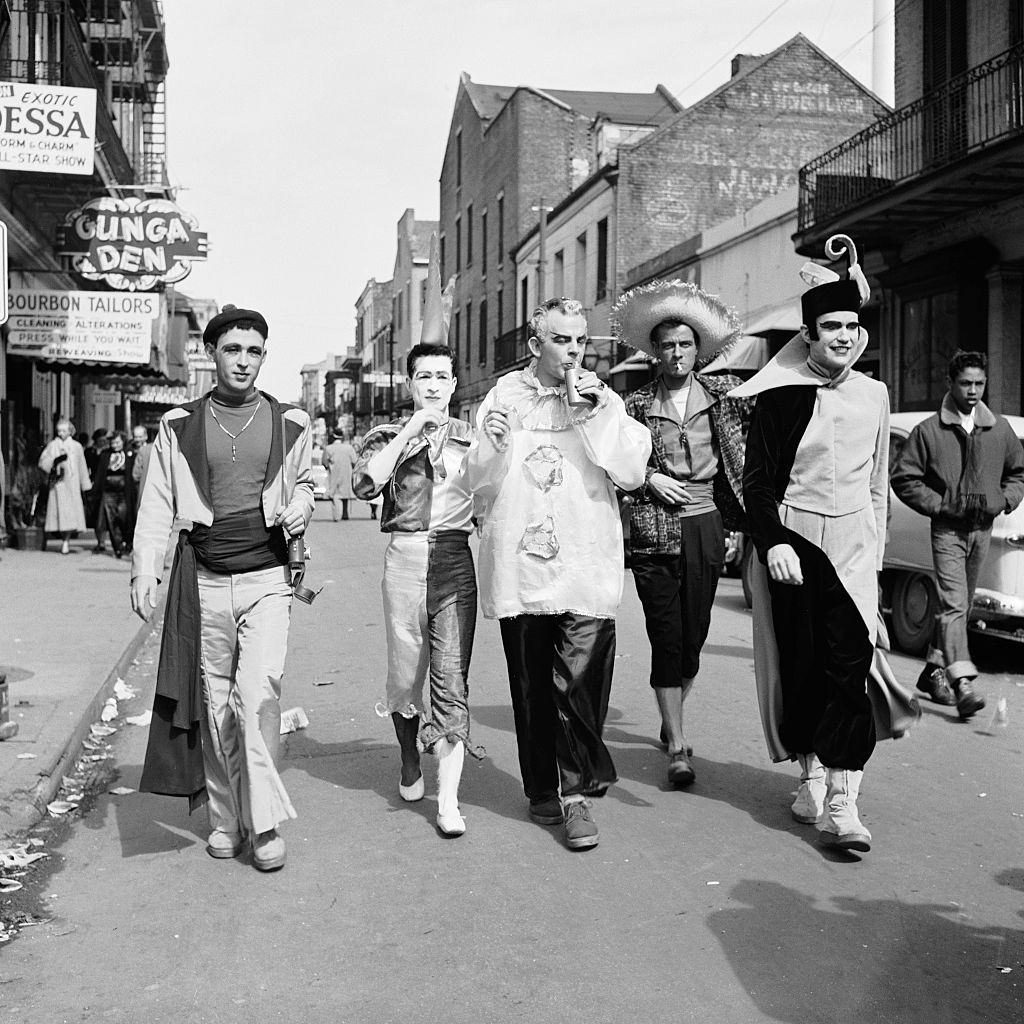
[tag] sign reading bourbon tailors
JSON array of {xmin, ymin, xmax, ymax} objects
[{"xmin": 57, "ymin": 196, "xmax": 208, "ymax": 291}]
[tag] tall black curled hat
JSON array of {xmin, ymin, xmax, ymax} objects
[
  {"xmin": 799, "ymin": 234, "xmax": 870, "ymax": 327},
  {"xmin": 203, "ymin": 304, "xmax": 269, "ymax": 346}
]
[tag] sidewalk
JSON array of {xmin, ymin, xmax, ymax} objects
[{"xmin": 0, "ymin": 532, "xmax": 162, "ymax": 839}]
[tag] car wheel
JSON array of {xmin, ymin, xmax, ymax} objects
[
  {"xmin": 741, "ymin": 544, "xmax": 754, "ymax": 610},
  {"xmin": 890, "ymin": 571, "xmax": 937, "ymax": 655}
]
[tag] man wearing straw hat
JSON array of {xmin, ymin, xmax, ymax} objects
[
  {"xmin": 613, "ymin": 281, "xmax": 752, "ymax": 789},
  {"xmin": 130, "ymin": 305, "xmax": 314, "ymax": 872},
  {"xmin": 353, "ymin": 237, "xmax": 481, "ymax": 838}
]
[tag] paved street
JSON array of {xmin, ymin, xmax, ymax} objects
[{"xmin": 1, "ymin": 502, "xmax": 1022, "ymax": 1024}]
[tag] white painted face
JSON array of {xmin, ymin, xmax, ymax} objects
[
  {"xmin": 407, "ymin": 354, "xmax": 456, "ymax": 411},
  {"xmin": 56, "ymin": 421, "xmax": 72, "ymax": 440},
  {"xmin": 529, "ymin": 308, "xmax": 588, "ymax": 388},
  {"xmin": 804, "ymin": 310, "xmax": 860, "ymax": 374}
]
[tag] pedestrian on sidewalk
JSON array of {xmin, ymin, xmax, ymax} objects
[
  {"xmin": 467, "ymin": 297, "xmax": 651, "ymax": 851},
  {"xmin": 613, "ymin": 280, "xmax": 752, "ymax": 789},
  {"xmin": 891, "ymin": 350, "xmax": 1024, "ymax": 718},
  {"xmin": 735, "ymin": 235, "xmax": 892, "ymax": 854},
  {"xmin": 323, "ymin": 427, "xmax": 358, "ymax": 521},
  {"xmin": 38, "ymin": 419, "xmax": 91, "ymax": 556},
  {"xmin": 83, "ymin": 428, "xmax": 108, "ymax": 543},
  {"xmin": 130, "ymin": 304, "xmax": 314, "ymax": 872},
  {"xmin": 93, "ymin": 431, "xmax": 135, "ymax": 559},
  {"xmin": 353, "ymin": 240, "xmax": 481, "ymax": 837}
]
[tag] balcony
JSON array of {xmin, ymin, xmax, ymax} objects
[
  {"xmin": 796, "ymin": 42, "xmax": 1024, "ymax": 252},
  {"xmin": 494, "ymin": 325, "xmax": 530, "ymax": 372}
]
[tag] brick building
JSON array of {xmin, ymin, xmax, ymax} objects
[
  {"xmin": 439, "ymin": 73, "xmax": 682, "ymax": 419},
  {"xmin": 513, "ymin": 34, "xmax": 887, "ymax": 390},
  {"xmin": 351, "ymin": 277, "xmax": 394, "ymax": 434},
  {"xmin": 390, "ymin": 208, "xmax": 438, "ymax": 387},
  {"xmin": 795, "ymin": 0, "xmax": 1024, "ymax": 415}
]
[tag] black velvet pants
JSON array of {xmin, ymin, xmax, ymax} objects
[{"xmin": 499, "ymin": 613, "xmax": 617, "ymax": 802}]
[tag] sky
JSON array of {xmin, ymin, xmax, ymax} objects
[{"xmin": 163, "ymin": 0, "xmax": 890, "ymax": 401}]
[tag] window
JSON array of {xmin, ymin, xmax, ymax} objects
[
  {"xmin": 466, "ymin": 204, "xmax": 473, "ymax": 266},
  {"xmin": 453, "ymin": 310, "xmax": 461, "ymax": 359},
  {"xmin": 439, "ymin": 235, "xmax": 446, "ymax": 281},
  {"xmin": 496, "ymin": 285, "xmax": 504, "ymax": 337},
  {"xmin": 481, "ymin": 208, "xmax": 488, "ymax": 275},
  {"xmin": 478, "ymin": 299, "xmax": 488, "ymax": 364},
  {"xmin": 405, "ymin": 283, "xmax": 412, "ymax": 326},
  {"xmin": 455, "ymin": 129, "xmax": 462, "ymax": 188},
  {"xmin": 497, "ymin": 193, "xmax": 505, "ymax": 265},
  {"xmin": 596, "ymin": 218, "xmax": 609, "ymax": 301},
  {"xmin": 553, "ymin": 249, "xmax": 565, "ymax": 297},
  {"xmin": 465, "ymin": 300, "xmax": 473, "ymax": 359},
  {"xmin": 575, "ymin": 232, "xmax": 587, "ymax": 301},
  {"xmin": 900, "ymin": 289, "xmax": 959, "ymax": 409},
  {"xmin": 455, "ymin": 216, "xmax": 462, "ymax": 272},
  {"xmin": 520, "ymin": 277, "xmax": 529, "ymax": 327}
]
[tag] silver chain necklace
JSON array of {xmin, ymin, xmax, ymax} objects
[{"xmin": 209, "ymin": 400, "xmax": 262, "ymax": 462}]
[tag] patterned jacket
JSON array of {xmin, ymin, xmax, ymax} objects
[{"xmin": 624, "ymin": 372, "xmax": 752, "ymax": 556}]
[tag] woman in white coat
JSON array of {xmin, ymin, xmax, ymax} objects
[{"xmin": 38, "ymin": 419, "xmax": 91, "ymax": 555}]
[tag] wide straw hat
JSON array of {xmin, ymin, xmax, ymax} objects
[{"xmin": 611, "ymin": 280, "xmax": 742, "ymax": 367}]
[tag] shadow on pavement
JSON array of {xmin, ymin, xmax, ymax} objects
[{"xmin": 708, "ymin": 878, "xmax": 1024, "ymax": 1024}]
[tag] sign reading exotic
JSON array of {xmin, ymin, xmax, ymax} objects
[
  {"xmin": 0, "ymin": 82, "xmax": 97, "ymax": 175},
  {"xmin": 57, "ymin": 196, "xmax": 208, "ymax": 291},
  {"xmin": 6, "ymin": 289, "xmax": 160, "ymax": 364}
]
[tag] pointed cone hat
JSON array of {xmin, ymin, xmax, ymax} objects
[{"xmin": 419, "ymin": 233, "xmax": 452, "ymax": 346}]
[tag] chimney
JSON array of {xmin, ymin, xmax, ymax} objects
[{"xmin": 731, "ymin": 54, "xmax": 762, "ymax": 78}]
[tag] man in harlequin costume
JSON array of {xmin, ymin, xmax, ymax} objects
[
  {"xmin": 352, "ymin": 237, "xmax": 481, "ymax": 838},
  {"xmin": 735, "ymin": 235, "xmax": 892, "ymax": 853}
]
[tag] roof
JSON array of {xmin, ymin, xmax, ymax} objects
[
  {"xmin": 626, "ymin": 33, "xmax": 890, "ymax": 156},
  {"xmin": 461, "ymin": 74, "xmax": 681, "ymax": 126}
]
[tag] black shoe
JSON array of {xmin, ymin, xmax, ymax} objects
[
  {"xmin": 667, "ymin": 751, "xmax": 696, "ymax": 788},
  {"xmin": 528, "ymin": 796, "xmax": 563, "ymax": 825},
  {"xmin": 916, "ymin": 664, "xmax": 956, "ymax": 706},
  {"xmin": 954, "ymin": 680, "xmax": 986, "ymax": 720}
]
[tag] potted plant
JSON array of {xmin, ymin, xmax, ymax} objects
[{"xmin": 5, "ymin": 463, "xmax": 48, "ymax": 550}]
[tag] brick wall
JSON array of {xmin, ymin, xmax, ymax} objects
[{"xmin": 616, "ymin": 35, "xmax": 889, "ymax": 283}]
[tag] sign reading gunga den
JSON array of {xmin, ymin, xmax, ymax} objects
[
  {"xmin": 57, "ymin": 196, "xmax": 208, "ymax": 291},
  {"xmin": 0, "ymin": 81, "xmax": 97, "ymax": 175},
  {"xmin": 7, "ymin": 289, "xmax": 159, "ymax": 364}
]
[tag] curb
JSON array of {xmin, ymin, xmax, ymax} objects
[{"xmin": 20, "ymin": 598, "xmax": 166, "ymax": 834}]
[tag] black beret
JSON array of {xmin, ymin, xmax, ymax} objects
[
  {"xmin": 203, "ymin": 304, "xmax": 269, "ymax": 347},
  {"xmin": 801, "ymin": 280, "xmax": 862, "ymax": 328}
]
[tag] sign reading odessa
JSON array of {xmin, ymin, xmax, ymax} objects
[
  {"xmin": 0, "ymin": 81, "xmax": 97, "ymax": 175},
  {"xmin": 57, "ymin": 196, "xmax": 208, "ymax": 291},
  {"xmin": 6, "ymin": 289, "xmax": 159, "ymax": 365}
]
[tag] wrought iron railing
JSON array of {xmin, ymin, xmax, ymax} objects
[
  {"xmin": 494, "ymin": 324, "xmax": 530, "ymax": 371},
  {"xmin": 798, "ymin": 41, "xmax": 1024, "ymax": 232}
]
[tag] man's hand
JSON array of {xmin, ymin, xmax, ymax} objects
[
  {"xmin": 402, "ymin": 407, "xmax": 445, "ymax": 441},
  {"xmin": 131, "ymin": 575, "xmax": 159, "ymax": 621},
  {"xmin": 275, "ymin": 503, "xmax": 306, "ymax": 538},
  {"xmin": 572, "ymin": 369, "xmax": 607, "ymax": 404},
  {"xmin": 483, "ymin": 405, "xmax": 511, "ymax": 449},
  {"xmin": 647, "ymin": 472, "xmax": 692, "ymax": 506},
  {"xmin": 767, "ymin": 543, "xmax": 803, "ymax": 585}
]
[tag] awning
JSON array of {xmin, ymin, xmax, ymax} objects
[
  {"xmin": 702, "ymin": 335, "xmax": 770, "ymax": 373},
  {"xmin": 608, "ymin": 350, "xmax": 654, "ymax": 376},
  {"xmin": 743, "ymin": 299, "xmax": 802, "ymax": 335}
]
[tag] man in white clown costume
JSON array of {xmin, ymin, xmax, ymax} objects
[
  {"xmin": 736, "ymin": 236, "xmax": 896, "ymax": 854},
  {"xmin": 467, "ymin": 297, "xmax": 651, "ymax": 851},
  {"xmin": 353, "ymin": 237, "xmax": 480, "ymax": 838}
]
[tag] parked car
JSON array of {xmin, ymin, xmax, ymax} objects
[{"xmin": 882, "ymin": 411, "xmax": 1024, "ymax": 654}]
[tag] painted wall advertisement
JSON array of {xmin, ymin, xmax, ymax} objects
[
  {"xmin": 0, "ymin": 81, "xmax": 97, "ymax": 175},
  {"xmin": 6, "ymin": 289, "xmax": 159, "ymax": 364}
]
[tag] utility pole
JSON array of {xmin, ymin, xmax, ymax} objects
[{"xmin": 531, "ymin": 198, "xmax": 554, "ymax": 303}]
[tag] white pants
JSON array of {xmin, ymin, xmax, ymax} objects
[{"xmin": 197, "ymin": 564, "xmax": 297, "ymax": 836}]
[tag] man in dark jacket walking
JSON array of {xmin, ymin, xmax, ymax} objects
[{"xmin": 892, "ymin": 350, "xmax": 1024, "ymax": 719}]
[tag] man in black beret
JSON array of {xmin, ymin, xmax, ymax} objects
[{"xmin": 130, "ymin": 304, "xmax": 314, "ymax": 872}]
